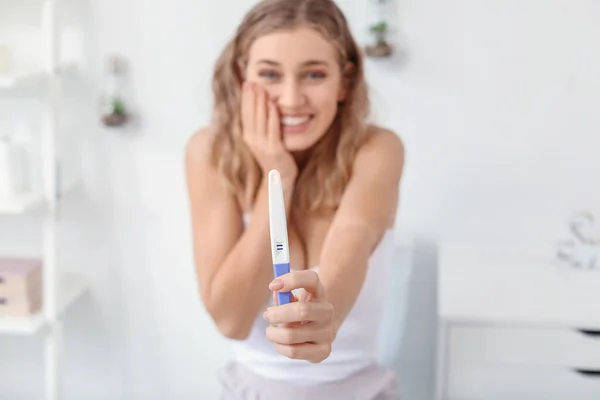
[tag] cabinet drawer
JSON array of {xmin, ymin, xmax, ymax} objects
[
  {"xmin": 448, "ymin": 365, "xmax": 600, "ymax": 400},
  {"xmin": 449, "ymin": 325, "xmax": 600, "ymax": 368}
]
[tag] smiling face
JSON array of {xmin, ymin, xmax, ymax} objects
[{"xmin": 244, "ymin": 26, "xmax": 346, "ymax": 152}]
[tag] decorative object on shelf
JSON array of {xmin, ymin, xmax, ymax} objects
[
  {"xmin": 365, "ymin": 0, "xmax": 394, "ymax": 59},
  {"xmin": 556, "ymin": 211, "xmax": 600, "ymax": 270},
  {"xmin": 0, "ymin": 125, "xmax": 34, "ymax": 200},
  {"xmin": 0, "ymin": 258, "xmax": 43, "ymax": 317},
  {"xmin": 0, "ymin": 45, "xmax": 12, "ymax": 74},
  {"xmin": 100, "ymin": 55, "xmax": 129, "ymax": 127}
]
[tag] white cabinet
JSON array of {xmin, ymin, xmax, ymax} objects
[{"xmin": 436, "ymin": 243, "xmax": 600, "ymax": 400}]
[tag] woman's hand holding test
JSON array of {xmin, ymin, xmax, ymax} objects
[{"xmin": 263, "ymin": 270, "xmax": 335, "ymax": 363}]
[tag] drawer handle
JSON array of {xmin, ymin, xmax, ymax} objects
[{"xmin": 578, "ymin": 329, "xmax": 600, "ymax": 338}]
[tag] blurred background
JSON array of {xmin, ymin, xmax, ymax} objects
[{"xmin": 0, "ymin": 0, "xmax": 599, "ymax": 399}]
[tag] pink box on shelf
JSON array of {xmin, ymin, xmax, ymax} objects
[{"xmin": 0, "ymin": 257, "xmax": 43, "ymax": 316}]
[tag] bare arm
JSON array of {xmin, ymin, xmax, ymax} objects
[
  {"xmin": 262, "ymin": 127, "xmax": 405, "ymax": 362},
  {"xmin": 185, "ymin": 128, "xmax": 295, "ymax": 339},
  {"xmin": 318, "ymin": 127, "xmax": 405, "ymax": 334}
]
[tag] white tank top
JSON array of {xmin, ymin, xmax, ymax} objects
[{"xmin": 229, "ymin": 215, "xmax": 396, "ymax": 385}]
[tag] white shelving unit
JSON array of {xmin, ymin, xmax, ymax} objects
[{"xmin": 0, "ymin": 1, "xmax": 88, "ymax": 399}]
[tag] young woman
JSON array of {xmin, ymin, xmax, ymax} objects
[{"xmin": 185, "ymin": 0, "xmax": 405, "ymax": 398}]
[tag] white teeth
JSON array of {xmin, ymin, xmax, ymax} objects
[{"xmin": 281, "ymin": 116, "xmax": 311, "ymax": 126}]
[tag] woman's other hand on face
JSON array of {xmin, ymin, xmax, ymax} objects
[
  {"xmin": 241, "ymin": 81, "xmax": 298, "ymax": 182},
  {"xmin": 263, "ymin": 270, "xmax": 335, "ymax": 363}
]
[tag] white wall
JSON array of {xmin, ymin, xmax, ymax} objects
[{"xmin": 1, "ymin": 0, "xmax": 599, "ymax": 399}]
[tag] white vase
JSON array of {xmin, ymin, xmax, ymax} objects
[{"xmin": 0, "ymin": 128, "xmax": 33, "ymax": 200}]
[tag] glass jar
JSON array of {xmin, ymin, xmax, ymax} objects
[
  {"xmin": 99, "ymin": 55, "xmax": 128, "ymax": 127},
  {"xmin": 365, "ymin": 0, "xmax": 394, "ymax": 58}
]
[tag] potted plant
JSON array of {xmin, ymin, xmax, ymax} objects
[
  {"xmin": 99, "ymin": 56, "xmax": 129, "ymax": 128},
  {"xmin": 365, "ymin": 21, "xmax": 393, "ymax": 58},
  {"xmin": 101, "ymin": 97, "xmax": 128, "ymax": 127}
]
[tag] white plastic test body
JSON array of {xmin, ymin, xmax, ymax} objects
[{"xmin": 268, "ymin": 169, "xmax": 292, "ymax": 305}]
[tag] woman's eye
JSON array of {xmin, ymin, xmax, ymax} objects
[
  {"xmin": 257, "ymin": 70, "xmax": 326, "ymax": 82},
  {"xmin": 259, "ymin": 70, "xmax": 279, "ymax": 80},
  {"xmin": 306, "ymin": 71, "xmax": 326, "ymax": 80}
]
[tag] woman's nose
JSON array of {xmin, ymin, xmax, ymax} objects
[{"xmin": 274, "ymin": 79, "xmax": 306, "ymax": 109}]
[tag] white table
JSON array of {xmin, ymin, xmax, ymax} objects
[{"xmin": 436, "ymin": 242, "xmax": 600, "ymax": 400}]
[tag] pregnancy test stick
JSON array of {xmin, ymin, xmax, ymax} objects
[{"xmin": 268, "ymin": 170, "xmax": 292, "ymax": 305}]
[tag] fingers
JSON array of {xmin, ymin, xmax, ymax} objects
[
  {"xmin": 266, "ymin": 324, "xmax": 335, "ymax": 345},
  {"xmin": 264, "ymin": 299, "xmax": 334, "ymax": 325},
  {"xmin": 241, "ymin": 82, "xmax": 255, "ymax": 140},
  {"xmin": 273, "ymin": 342, "xmax": 332, "ymax": 364},
  {"xmin": 292, "ymin": 288, "xmax": 313, "ymax": 302},
  {"xmin": 242, "ymin": 82, "xmax": 278, "ymax": 147},
  {"xmin": 272, "ymin": 289, "xmax": 298, "ymax": 306},
  {"xmin": 267, "ymin": 98, "xmax": 281, "ymax": 145},
  {"xmin": 255, "ymin": 85, "xmax": 267, "ymax": 141},
  {"xmin": 270, "ymin": 270, "xmax": 324, "ymax": 299},
  {"xmin": 265, "ymin": 272, "xmax": 335, "ymax": 364}
]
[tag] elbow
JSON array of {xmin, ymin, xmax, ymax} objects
[
  {"xmin": 201, "ymin": 293, "xmax": 251, "ymax": 340},
  {"xmin": 216, "ymin": 320, "xmax": 251, "ymax": 340}
]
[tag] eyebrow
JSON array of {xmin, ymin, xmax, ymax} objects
[{"xmin": 256, "ymin": 59, "xmax": 330, "ymax": 67}]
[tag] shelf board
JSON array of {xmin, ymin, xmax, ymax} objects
[
  {"xmin": 0, "ymin": 272, "xmax": 87, "ymax": 335},
  {"xmin": 0, "ymin": 64, "xmax": 78, "ymax": 89},
  {"xmin": 0, "ymin": 192, "xmax": 45, "ymax": 214},
  {"xmin": 0, "ymin": 69, "xmax": 46, "ymax": 88},
  {"xmin": 0, "ymin": 179, "xmax": 81, "ymax": 215}
]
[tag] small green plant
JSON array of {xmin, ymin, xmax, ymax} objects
[
  {"xmin": 369, "ymin": 21, "xmax": 388, "ymax": 45},
  {"xmin": 365, "ymin": 20, "xmax": 393, "ymax": 58},
  {"xmin": 101, "ymin": 97, "xmax": 128, "ymax": 127},
  {"xmin": 110, "ymin": 98, "xmax": 126, "ymax": 116}
]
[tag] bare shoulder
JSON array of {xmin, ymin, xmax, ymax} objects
[
  {"xmin": 185, "ymin": 126, "xmax": 216, "ymax": 168},
  {"xmin": 354, "ymin": 125, "xmax": 405, "ymax": 178},
  {"xmin": 184, "ymin": 125, "xmax": 227, "ymax": 194},
  {"xmin": 333, "ymin": 125, "xmax": 404, "ymax": 233}
]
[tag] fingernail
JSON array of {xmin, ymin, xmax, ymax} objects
[
  {"xmin": 263, "ymin": 310, "xmax": 269, "ymax": 322},
  {"xmin": 269, "ymin": 279, "xmax": 284, "ymax": 290}
]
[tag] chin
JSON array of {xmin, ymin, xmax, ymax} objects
[
  {"xmin": 283, "ymin": 138, "xmax": 311, "ymax": 152},
  {"xmin": 282, "ymin": 133, "xmax": 321, "ymax": 152}
]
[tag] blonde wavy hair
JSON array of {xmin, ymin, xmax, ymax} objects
[{"xmin": 209, "ymin": 0, "xmax": 370, "ymax": 214}]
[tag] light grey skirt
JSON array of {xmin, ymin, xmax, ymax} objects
[{"xmin": 218, "ymin": 361, "xmax": 397, "ymax": 400}]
